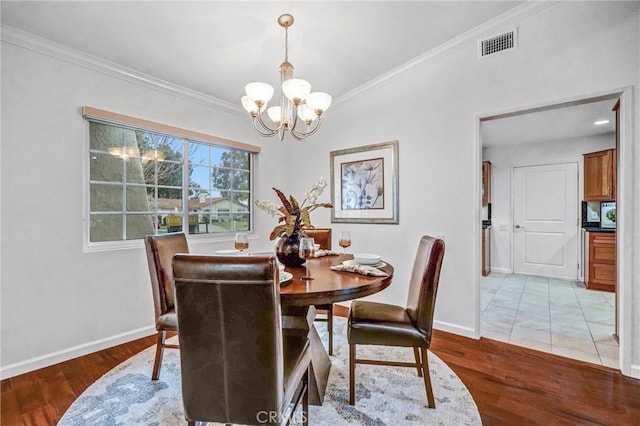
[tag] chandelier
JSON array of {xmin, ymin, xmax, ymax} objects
[{"xmin": 241, "ymin": 14, "xmax": 332, "ymax": 141}]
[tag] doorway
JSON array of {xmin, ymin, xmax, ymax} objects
[{"xmin": 478, "ymin": 95, "xmax": 619, "ymax": 368}]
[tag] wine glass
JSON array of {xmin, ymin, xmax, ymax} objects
[
  {"xmin": 235, "ymin": 232, "xmax": 249, "ymax": 255},
  {"xmin": 299, "ymin": 237, "xmax": 316, "ymax": 280},
  {"xmin": 338, "ymin": 231, "xmax": 351, "ymax": 257}
]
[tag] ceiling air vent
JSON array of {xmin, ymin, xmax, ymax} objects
[{"xmin": 478, "ymin": 28, "xmax": 517, "ymax": 59}]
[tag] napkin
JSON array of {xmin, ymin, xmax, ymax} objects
[
  {"xmin": 315, "ymin": 249, "xmax": 339, "ymax": 257},
  {"xmin": 330, "ymin": 263, "xmax": 388, "ymax": 277}
]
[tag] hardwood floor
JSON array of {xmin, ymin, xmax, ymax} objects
[{"xmin": 2, "ymin": 310, "xmax": 639, "ymax": 425}]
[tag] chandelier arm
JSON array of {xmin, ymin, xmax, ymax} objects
[
  {"xmin": 291, "ymin": 118, "xmax": 322, "ymax": 139},
  {"xmin": 255, "ymin": 111, "xmax": 281, "ymax": 134},
  {"xmin": 252, "ymin": 118, "xmax": 279, "ymax": 137}
]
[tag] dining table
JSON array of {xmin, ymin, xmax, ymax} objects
[{"xmin": 278, "ymin": 254, "xmax": 394, "ymax": 405}]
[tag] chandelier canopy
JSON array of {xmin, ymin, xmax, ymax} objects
[{"xmin": 241, "ymin": 14, "xmax": 332, "ymax": 141}]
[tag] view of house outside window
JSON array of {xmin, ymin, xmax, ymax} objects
[{"xmin": 88, "ymin": 121, "xmax": 252, "ymax": 243}]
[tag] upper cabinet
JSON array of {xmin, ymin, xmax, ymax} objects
[
  {"xmin": 482, "ymin": 161, "xmax": 492, "ymax": 205},
  {"xmin": 583, "ymin": 149, "xmax": 616, "ymax": 201}
]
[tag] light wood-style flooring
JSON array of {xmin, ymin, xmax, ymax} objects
[{"xmin": 2, "ymin": 307, "xmax": 639, "ymax": 425}]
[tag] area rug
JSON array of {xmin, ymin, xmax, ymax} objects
[{"xmin": 59, "ymin": 317, "xmax": 480, "ymax": 425}]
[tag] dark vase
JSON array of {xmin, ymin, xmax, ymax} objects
[{"xmin": 275, "ymin": 231, "xmax": 305, "ymax": 267}]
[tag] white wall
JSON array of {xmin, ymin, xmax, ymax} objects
[
  {"xmin": 0, "ymin": 34, "xmax": 292, "ymax": 377},
  {"xmin": 2, "ymin": 1, "xmax": 639, "ymax": 379},
  {"xmin": 483, "ymin": 134, "xmax": 615, "ymax": 273},
  {"xmin": 285, "ymin": 1, "xmax": 640, "ymax": 376}
]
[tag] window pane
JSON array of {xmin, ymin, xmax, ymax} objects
[
  {"xmin": 126, "ymin": 214, "xmax": 155, "ymax": 240},
  {"xmin": 165, "ymin": 214, "xmax": 183, "ymax": 233},
  {"xmin": 232, "ymin": 170, "xmax": 251, "ymax": 192},
  {"xmin": 90, "ymin": 152, "xmax": 123, "ymax": 182},
  {"xmin": 188, "ymin": 143, "xmax": 209, "ymax": 165},
  {"xmin": 90, "ymin": 184, "xmax": 122, "ymax": 212},
  {"xmin": 90, "ymin": 214, "xmax": 122, "ymax": 242},
  {"xmin": 233, "ymin": 213, "xmax": 250, "ymax": 232},
  {"xmin": 158, "ymin": 187, "xmax": 183, "ymax": 204},
  {"xmin": 126, "ymin": 157, "xmax": 147, "ymax": 184},
  {"xmin": 213, "ymin": 214, "xmax": 232, "ymax": 232},
  {"xmin": 231, "ymin": 192, "xmax": 250, "ymax": 213},
  {"xmin": 126, "ymin": 185, "xmax": 154, "ymax": 212},
  {"xmin": 89, "ymin": 122, "xmax": 139, "ymax": 154},
  {"xmin": 190, "ymin": 165, "xmax": 210, "ymax": 191}
]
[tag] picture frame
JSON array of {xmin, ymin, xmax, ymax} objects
[{"xmin": 330, "ymin": 140, "xmax": 399, "ymax": 224}]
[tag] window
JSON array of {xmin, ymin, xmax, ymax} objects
[{"xmin": 85, "ymin": 108, "xmax": 258, "ymax": 245}]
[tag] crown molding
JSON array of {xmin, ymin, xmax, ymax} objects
[
  {"xmin": 333, "ymin": 0, "xmax": 558, "ymax": 107},
  {"xmin": 0, "ymin": 24, "xmax": 245, "ymax": 116}
]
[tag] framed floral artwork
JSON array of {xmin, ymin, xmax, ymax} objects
[{"xmin": 330, "ymin": 140, "xmax": 399, "ymax": 224}]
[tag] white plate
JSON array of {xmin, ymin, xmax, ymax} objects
[
  {"xmin": 343, "ymin": 259, "xmax": 387, "ymax": 268},
  {"xmin": 280, "ymin": 272, "xmax": 293, "ymax": 284},
  {"xmin": 214, "ymin": 249, "xmax": 240, "ymax": 255}
]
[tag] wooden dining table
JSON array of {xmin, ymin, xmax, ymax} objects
[{"xmin": 278, "ymin": 254, "xmax": 394, "ymax": 405}]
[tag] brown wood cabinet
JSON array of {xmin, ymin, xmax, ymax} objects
[
  {"xmin": 482, "ymin": 227, "xmax": 491, "ymax": 276},
  {"xmin": 583, "ymin": 149, "xmax": 616, "ymax": 201},
  {"xmin": 587, "ymin": 232, "xmax": 616, "ymax": 292},
  {"xmin": 482, "ymin": 161, "xmax": 491, "ymax": 206}
]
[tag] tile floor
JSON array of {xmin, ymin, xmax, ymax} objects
[{"xmin": 481, "ymin": 272, "xmax": 618, "ymax": 368}]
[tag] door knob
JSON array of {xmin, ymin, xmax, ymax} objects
[{"xmin": 515, "ymin": 224, "xmax": 524, "ymax": 229}]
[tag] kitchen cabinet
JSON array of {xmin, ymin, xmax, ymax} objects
[
  {"xmin": 482, "ymin": 161, "xmax": 491, "ymax": 206},
  {"xmin": 583, "ymin": 149, "xmax": 616, "ymax": 201},
  {"xmin": 482, "ymin": 226, "xmax": 491, "ymax": 276},
  {"xmin": 587, "ymin": 232, "xmax": 616, "ymax": 292}
]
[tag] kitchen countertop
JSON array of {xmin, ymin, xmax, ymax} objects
[{"xmin": 582, "ymin": 227, "xmax": 615, "ymax": 233}]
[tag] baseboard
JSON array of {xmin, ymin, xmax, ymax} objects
[
  {"xmin": 434, "ymin": 320, "xmax": 478, "ymax": 339},
  {"xmin": 627, "ymin": 363, "xmax": 640, "ymax": 379},
  {"xmin": 490, "ymin": 267, "xmax": 512, "ymax": 274},
  {"xmin": 0, "ymin": 325, "xmax": 156, "ymax": 380}
]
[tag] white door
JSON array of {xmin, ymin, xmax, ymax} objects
[{"xmin": 513, "ymin": 163, "xmax": 579, "ymax": 279}]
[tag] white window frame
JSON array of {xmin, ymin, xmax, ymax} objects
[{"xmin": 82, "ymin": 107, "xmax": 260, "ymax": 252}]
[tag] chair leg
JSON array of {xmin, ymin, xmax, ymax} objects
[
  {"xmin": 420, "ymin": 348, "xmax": 436, "ymax": 408},
  {"xmin": 303, "ymin": 368, "xmax": 309, "ymax": 426},
  {"xmin": 413, "ymin": 347, "xmax": 423, "ymax": 377},
  {"xmin": 152, "ymin": 330, "xmax": 165, "ymax": 380},
  {"xmin": 349, "ymin": 343, "xmax": 356, "ymax": 405},
  {"xmin": 327, "ymin": 305, "xmax": 334, "ymax": 356}
]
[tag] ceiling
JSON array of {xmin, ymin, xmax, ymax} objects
[
  {"xmin": 1, "ymin": 1, "xmax": 522, "ymax": 106},
  {"xmin": 481, "ymin": 98, "xmax": 617, "ymax": 148},
  {"xmin": 2, "ymin": 1, "xmax": 614, "ymax": 145}
]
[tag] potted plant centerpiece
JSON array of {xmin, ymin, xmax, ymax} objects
[{"xmin": 255, "ymin": 177, "xmax": 333, "ymax": 267}]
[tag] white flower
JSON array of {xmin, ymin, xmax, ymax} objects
[
  {"xmin": 304, "ymin": 177, "xmax": 327, "ymax": 205},
  {"xmin": 254, "ymin": 200, "xmax": 284, "ymax": 217}
]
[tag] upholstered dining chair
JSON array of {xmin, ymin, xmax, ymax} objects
[
  {"xmin": 172, "ymin": 254, "xmax": 310, "ymax": 426},
  {"xmin": 303, "ymin": 227, "xmax": 335, "ymax": 355},
  {"xmin": 144, "ymin": 232, "xmax": 189, "ymax": 380},
  {"xmin": 347, "ymin": 235, "xmax": 445, "ymax": 408}
]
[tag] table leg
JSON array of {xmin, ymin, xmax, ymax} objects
[{"xmin": 282, "ymin": 305, "xmax": 331, "ymax": 405}]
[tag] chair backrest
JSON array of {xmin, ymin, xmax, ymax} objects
[
  {"xmin": 144, "ymin": 233, "xmax": 189, "ymax": 318},
  {"xmin": 172, "ymin": 254, "xmax": 283, "ymax": 425},
  {"xmin": 405, "ymin": 235, "xmax": 445, "ymax": 344},
  {"xmin": 303, "ymin": 228, "xmax": 332, "ymax": 250}
]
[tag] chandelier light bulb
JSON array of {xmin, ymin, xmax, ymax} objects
[
  {"xmin": 297, "ymin": 104, "xmax": 317, "ymax": 124},
  {"xmin": 267, "ymin": 106, "xmax": 282, "ymax": 124},
  {"xmin": 245, "ymin": 82, "xmax": 275, "ymax": 104},
  {"xmin": 241, "ymin": 96, "xmax": 259, "ymax": 114},
  {"xmin": 282, "ymin": 78, "xmax": 311, "ymax": 103},
  {"xmin": 305, "ymin": 92, "xmax": 332, "ymax": 115}
]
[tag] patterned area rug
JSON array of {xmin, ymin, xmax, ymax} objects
[{"xmin": 59, "ymin": 317, "xmax": 480, "ymax": 425}]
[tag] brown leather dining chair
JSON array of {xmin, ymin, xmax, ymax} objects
[
  {"xmin": 302, "ymin": 227, "xmax": 335, "ymax": 355},
  {"xmin": 144, "ymin": 232, "xmax": 189, "ymax": 380},
  {"xmin": 172, "ymin": 254, "xmax": 311, "ymax": 426},
  {"xmin": 347, "ymin": 235, "xmax": 445, "ymax": 407}
]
